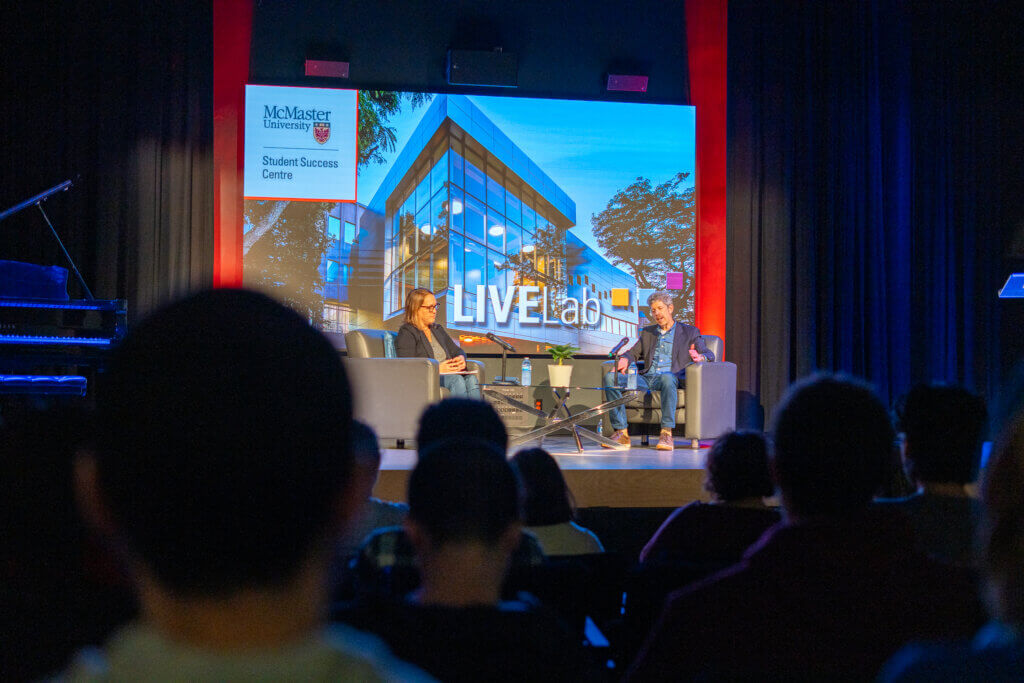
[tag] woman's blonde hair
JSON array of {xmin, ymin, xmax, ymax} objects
[{"xmin": 403, "ymin": 288, "xmax": 434, "ymax": 324}]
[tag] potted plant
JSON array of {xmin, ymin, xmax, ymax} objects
[{"xmin": 546, "ymin": 344, "xmax": 578, "ymax": 387}]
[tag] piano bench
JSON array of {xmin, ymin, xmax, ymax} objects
[{"xmin": 0, "ymin": 374, "xmax": 88, "ymax": 396}]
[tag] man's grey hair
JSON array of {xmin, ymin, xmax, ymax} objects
[{"xmin": 647, "ymin": 291, "xmax": 674, "ymax": 309}]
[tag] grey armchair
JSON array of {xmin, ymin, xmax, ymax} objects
[
  {"xmin": 601, "ymin": 335, "xmax": 737, "ymax": 449},
  {"xmin": 343, "ymin": 329, "xmax": 485, "ymax": 445}
]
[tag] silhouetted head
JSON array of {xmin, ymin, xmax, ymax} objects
[
  {"xmin": 980, "ymin": 408, "xmax": 1024, "ymax": 626},
  {"xmin": 771, "ymin": 374, "xmax": 892, "ymax": 519},
  {"xmin": 511, "ymin": 447, "xmax": 574, "ymax": 526},
  {"xmin": 894, "ymin": 383, "xmax": 987, "ymax": 485},
  {"xmin": 407, "ymin": 437, "xmax": 520, "ymax": 547},
  {"xmin": 90, "ymin": 289, "xmax": 354, "ymax": 598},
  {"xmin": 704, "ymin": 430, "xmax": 774, "ymax": 501},
  {"xmin": 351, "ymin": 419, "xmax": 382, "ymax": 471},
  {"xmin": 417, "ymin": 397, "xmax": 507, "ymax": 454}
]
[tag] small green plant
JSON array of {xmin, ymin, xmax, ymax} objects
[{"xmin": 546, "ymin": 344, "xmax": 579, "ymax": 365}]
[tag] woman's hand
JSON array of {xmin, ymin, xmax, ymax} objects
[{"xmin": 439, "ymin": 356, "xmax": 466, "ymax": 374}]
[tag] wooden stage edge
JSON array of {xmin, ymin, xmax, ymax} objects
[{"xmin": 374, "ymin": 434, "xmax": 713, "ymax": 508}]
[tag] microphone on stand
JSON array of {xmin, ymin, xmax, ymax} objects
[
  {"xmin": 608, "ymin": 336, "xmax": 630, "ymax": 357},
  {"xmin": 609, "ymin": 336, "xmax": 630, "ymax": 377},
  {"xmin": 486, "ymin": 331, "xmax": 516, "ymax": 352}
]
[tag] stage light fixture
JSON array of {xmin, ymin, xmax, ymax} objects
[
  {"xmin": 304, "ymin": 59, "xmax": 349, "ymax": 78},
  {"xmin": 606, "ymin": 74, "xmax": 649, "ymax": 92},
  {"xmin": 999, "ymin": 273, "xmax": 1024, "ymax": 298}
]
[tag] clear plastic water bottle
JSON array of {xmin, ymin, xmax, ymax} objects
[
  {"xmin": 626, "ymin": 361, "xmax": 638, "ymax": 390},
  {"xmin": 521, "ymin": 357, "xmax": 532, "ymax": 387}
]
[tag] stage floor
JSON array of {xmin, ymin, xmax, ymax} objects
[{"xmin": 374, "ymin": 434, "xmax": 713, "ymax": 508}]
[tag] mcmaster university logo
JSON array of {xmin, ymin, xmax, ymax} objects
[{"xmin": 313, "ymin": 121, "xmax": 330, "ymax": 144}]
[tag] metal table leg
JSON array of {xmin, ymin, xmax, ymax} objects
[{"xmin": 483, "ymin": 391, "xmax": 639, "ymax": 451}]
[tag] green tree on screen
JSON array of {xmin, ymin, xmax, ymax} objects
[
  {"xmin": 244, "ymin": 200, "xmax": 331, "ymax": 325},
  {"xmin": 590, "ymin": 172, "xmax": 696, "ymax": 322},
  {"xmin": 358, "ymin": 91, "xmax": 431, "ymax": 167}
]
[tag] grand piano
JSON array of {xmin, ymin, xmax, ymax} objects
[
  {"xmin": 0, "ymin": 261, "xmax": 126, "ymax": 396},
  {"xmin": 1, "ymin": 181, "xmax": 127, "ymax": 397}
]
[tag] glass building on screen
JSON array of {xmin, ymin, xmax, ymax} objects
[{"xmin": 348, "ymin": 94, "xmax": 638, "ymax": 353}]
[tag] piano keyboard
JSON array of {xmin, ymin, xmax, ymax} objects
[{"xmin": 0, "ymin": 334, "xmax": 114, "ymax": 346}]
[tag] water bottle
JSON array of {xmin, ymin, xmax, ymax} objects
[
  {"xmin": 521, "ymin": 357, "xmax": 532, "ymax": 387},
  {"xmin": 626, "ymin": 361, "xmax": 638, "ymax": 390}
]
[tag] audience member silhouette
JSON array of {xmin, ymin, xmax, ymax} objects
[
  {"xmin": 335, "ymin": 438, "xmax": 595, "ymax": 682},
  {"xmin": 875, "ymin": 383, "xmax": 987, "ymax": 566},
  {"xmin": 639, "ymin": 430, "xmax": 780, "ymax": 566},
  {"xmin": 355, "ymin": 399, "xmax": 544, "ymax": 584},
  {"xmin": 880, "ymin": 406, "xmax": 1024, "ymax": 680},
  {"xmin": 416, "ymin": 396, "xmax": 508, "ymax": 452},
  {"xmin": 627, "ymin": 374, "xmax": 985, "ymax": 682},
  {"xmin": 510, "ymin": 447, "xmax": 604, "ymax": 556},
  {"xmin": 64, "ymin": 289, "xmax": 428, "ymax": 680},
  {"xmin": 1, "ymin": 406, "xmax": 136, "ymax": 681},
  {"xmin": 336, "ymin": 421, "xmax": 409, "ymax": 559}
]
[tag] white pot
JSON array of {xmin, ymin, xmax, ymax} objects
[{"xmin": 548, "ymin": 364, "xmax": 574, "ymax": 388}]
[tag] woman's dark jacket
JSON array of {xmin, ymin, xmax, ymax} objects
[{"xmin": 395, "ymin": 322, "xmax": 466, "ymax": 361}]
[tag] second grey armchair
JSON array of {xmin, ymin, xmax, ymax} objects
[{"xmin": 601, "ymin": 335, "xmax": 737, "ymax": 448}]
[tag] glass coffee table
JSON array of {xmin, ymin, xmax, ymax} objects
[{"xmin": 481, "ymin": 384, "xmax": 641, "ymax": 452}]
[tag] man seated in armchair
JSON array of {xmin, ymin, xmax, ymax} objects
[{"xmin": 602, "ymin": 291, "xmax": 714, "ymax": 451}]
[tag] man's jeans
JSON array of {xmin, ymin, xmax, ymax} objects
[
  {"xmin": 441, "ymin": 372, "xmax": 481, "ymax": 399},
  {"xmin": 603, "ymin": 370, "xmax": 680, "ymax": 430}
]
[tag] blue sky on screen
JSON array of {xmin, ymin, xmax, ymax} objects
[{"xmin": 357, "ymin": 93, "xmax": 695, "ymax": 257}]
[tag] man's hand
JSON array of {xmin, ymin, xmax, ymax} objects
[
  {"xmin": 689, "ymin": 344, "xmax": 704, "ymax": 362},
  {"xmin": 616, "ymin": 356, "xmax": 629, "ymax": 373}
]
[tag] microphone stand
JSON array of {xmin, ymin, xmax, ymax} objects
[
  {"xmin": 495, "ymin": 345, "xmax": 514, "ymax": 385},
  {"xmin": 487, "ymin": 333, "xmax": 517, "ymax": 385}
]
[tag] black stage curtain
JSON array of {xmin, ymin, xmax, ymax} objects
[
  {"xmin": 0, "ymin": 1, "xmax": 213, "ymax": 322},
  {"xmin": 726, "ymin": 0, "xmax": 1024, "ymax": 427}
]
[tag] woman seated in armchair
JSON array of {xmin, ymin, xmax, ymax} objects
[{"xmin": 396, "ymin": 288, "xmax": 481, "ymax": 399}]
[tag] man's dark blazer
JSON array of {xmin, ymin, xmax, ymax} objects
[
  {"xmin": 621, "ymin": 321, "xmax": 714, "ymax": 377},
  {"xmin": 395, "ymin": 322, "xmax": 466, "ymax": 361}
]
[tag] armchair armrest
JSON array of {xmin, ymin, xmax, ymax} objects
[
  {"xmin": 467, "ymin": 359, "xmax": 486, "ymax": 382},
  {"xmin": 342, "ymin": 357, "xmax": 443, "ymax": 441},
  {"xmin": 681, "ymin": 361, "xmax": 737, "ymax": 440}
]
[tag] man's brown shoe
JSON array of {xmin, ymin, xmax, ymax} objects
[
  {"xmin": 655, "ymin": 429, "xmax": 675, "ymax": 451},
  {"xmin": 602, "ymin": 429, "xmax": 631, "ymax": 449}
]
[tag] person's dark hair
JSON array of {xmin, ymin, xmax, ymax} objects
[
  {"xmin": 417, "ymin": 397, "xmax": 507, "ymax": 453},
  {"xmin": 705, "ymin": 430, "xmax": 774, "ymax": 501},
  {"xmin": 511, "ymin": 447, "xmax": 574, "ymax": 526},
  {"xmin": 408, "ymin": 437, "xmax": 520, "ymax": 546},
  {"xmin": 95, "ymin": 289, "xmax": 353, "ymax": 598},
  {"xmin": 894, "ymin": 383, "xmax": 987, "ymax": 485},
  {"xmin": 352, "ymin": 420, "xmax": 381, "ymax": 469},
  {"xmin": 980, "ymin": 409, "xmax": 1024, "ymax": 626},
  {"xmin": 771, "ymin": 374, "xmax": 892, "ymax": 518}
]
